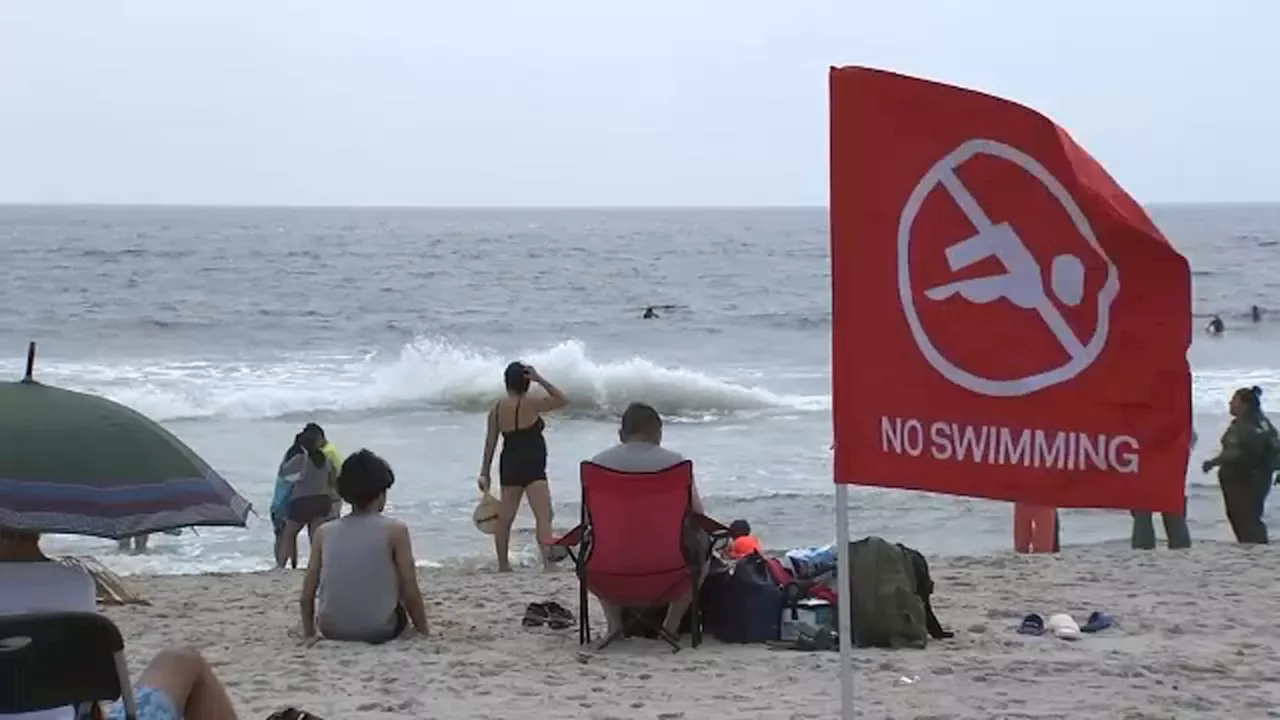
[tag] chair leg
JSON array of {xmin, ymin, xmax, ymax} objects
[
  {"xmin": 590, "ymin": 614, "xmax": 681, "ymax": 652},
  {"xmin": 691, "ymin": 595, "xmax": 702, "ymax": 649},
  {"xmin": 690, "ymin": 560, "xmax": 708, "ymax": 649},
  {"xmin": 578, "ymin": 572, "xmax": 591, "ymax": 645},
  {"xmin": 656, "ymin": 626, "xmax": 682, "ymax": 653},
  {"xmin": 595, "ymin": 627, "xmax": 626, "ymax": 651}
]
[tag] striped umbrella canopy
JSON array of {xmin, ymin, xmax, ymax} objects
[{"xmin": 0, "ymin": 344, "xmax": 251, "ymax": 538}]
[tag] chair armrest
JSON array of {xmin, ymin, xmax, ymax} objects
[{"xmin": 550, "ymin": 525, "xmax": 585, "ymax": 547}]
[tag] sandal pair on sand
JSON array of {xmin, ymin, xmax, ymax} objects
[
  {"xmin": 767, "ymin": 622, "xmax": 838, "ymax": 652},
  {"xmin": 523, "ymin": 601, "xmax": 575, "ymax": 629},
  {"xmin": 1017, "ymin": 611, "xmax": 1115, "ymax": 640}
]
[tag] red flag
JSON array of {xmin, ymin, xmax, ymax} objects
[{"xmin": 829, "ymin": 66, "xmax": 1191, "ymax": 513}]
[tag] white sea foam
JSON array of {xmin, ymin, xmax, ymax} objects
[{"xmin": 13, "ymin": 337, "xmax": 827, "ymax": 422}]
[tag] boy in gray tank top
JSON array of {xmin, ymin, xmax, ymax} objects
[{"xmin": 300, "ymin": 450, "xmax": 430, "ymax": 644}]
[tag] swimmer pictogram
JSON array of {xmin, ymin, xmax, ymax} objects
[{"xmin": 897, "ymin": 138, "xmax": 1120, "ymax": 397}]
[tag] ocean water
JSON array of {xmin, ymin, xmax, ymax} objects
[{"xmin": 2, "ymin": 204, "xmax": 1278, "ymax": 575}]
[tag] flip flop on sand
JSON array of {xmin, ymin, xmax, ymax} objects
[
  {"xmin": 1046, "ymin": 613, "xmax": 1082, "ymax": 640},
  {"xmin": 1080, "ymin": 611, "xmax": 1115, "ymax": 633},
  {"xmin": 522, "ymin": 602, "xmax": 550, "ymax": 628},
  {"xmin": 543, "ymin": 601, "xmax": 575, "ymax": 630},
  {"xmin": 1016, "ymin": 613, "xmax": 1045, "ymax": 636}
]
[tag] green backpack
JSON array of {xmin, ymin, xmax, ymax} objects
[{"xmin": 847, "ymin": 536, "xmax": 928, "ymax": 649}]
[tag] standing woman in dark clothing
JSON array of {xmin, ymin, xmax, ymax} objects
[
  {"xmin": 1202, "ymin": 386, "xmax": 1278, "ymax": 544},
  {"xmin": 478, "ymin": 362, "xmax": 569, "ymax": 571}
]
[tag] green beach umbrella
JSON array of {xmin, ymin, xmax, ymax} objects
[{"xmin": 0, "ymin": 342, "xmax": 252, "ymax": 539}]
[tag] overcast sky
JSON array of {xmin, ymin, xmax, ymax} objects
[{"xmin": 0, "ymin": 1, "xmax": 1274, "ymax": 206}]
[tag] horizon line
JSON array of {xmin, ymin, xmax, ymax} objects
[{"xmin": 1, "ymin": 200, "xmax": 1276, "ymax": 211}]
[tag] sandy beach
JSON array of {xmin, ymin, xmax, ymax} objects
[{"xmin": 94, "ymin": 541, "xmax": 1280, "ymax": 720}]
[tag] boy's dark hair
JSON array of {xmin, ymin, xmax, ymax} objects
[
  {"xmin": 336, "ymin": 449, "xmax": 395, "ymax": 510},
  {"xmin": 728, "ymin": 519, "xmax": 751, "ymax": 538}
]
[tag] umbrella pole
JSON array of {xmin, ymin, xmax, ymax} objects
[{"xmin": 22, "ymin": 341, "xmax": 35, "ymax": 383}]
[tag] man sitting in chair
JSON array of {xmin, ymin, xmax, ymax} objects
[{"xmin": 590, "ymin": 402, "xmax": 708, "ymax": 640}]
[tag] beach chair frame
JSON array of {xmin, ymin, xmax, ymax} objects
[
  {"xmin": 551, "ymin": 460, "xmax": 730, "ymax": 652},
  {"xmin": 0, "ymin": 611, "xmax": 137, "ymax": 720}
]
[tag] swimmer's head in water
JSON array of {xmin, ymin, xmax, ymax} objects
[
  {"xmin": 337, "ymin": 449, "xmax": 396, "ymax": 511},
  {"xmin": 504, "ymin": 361, "xmax": 531, "ymax": 394}
]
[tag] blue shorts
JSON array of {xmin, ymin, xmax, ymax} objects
[{"xmin": 104, "ymin": 686, "xmax": 180, "ymax": 720}]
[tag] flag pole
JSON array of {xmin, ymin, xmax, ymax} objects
[
  {"xmin": 22, "ymin": 341, "xmax": 36, "ymax": 383},
  {"xmin": 835, "ymin": 483, "xmax": 854, "ymax": 718}
]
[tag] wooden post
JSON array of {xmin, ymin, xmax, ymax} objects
[{"xmin": 22, "ymin": 341, "xmax": 35, "ymax": 382}]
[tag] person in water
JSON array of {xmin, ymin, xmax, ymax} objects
[
  {"xmin": 1251, "ymin": 305, "xmax": 1263, "ymax": 323},
  {"xmin": 478, "ymin": 362, "xmax": 568, "ymax": 572},
  {"xmin": 1207, "ymin": 314, "xmax": 1225, "ymax": 335},
  {"xmin": 1202, "ymin": 386, "xmax": 1279, "ymax": 544},
  {"xmin": 643, "ymin": 306, "xmax": 658, "ymax": 319},
  {"xmin": 300, "ymin": 449, "xmax": 429, "ymax": 644}
]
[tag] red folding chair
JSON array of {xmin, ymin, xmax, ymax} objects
[{"xmin": 551, "ymin": 459, "xmax": 729, "ymax": 651}]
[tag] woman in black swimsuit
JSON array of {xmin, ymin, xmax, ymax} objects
[{"xmin": 478, "ymin": 362, "xmax": 569, "ymax": 571}]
